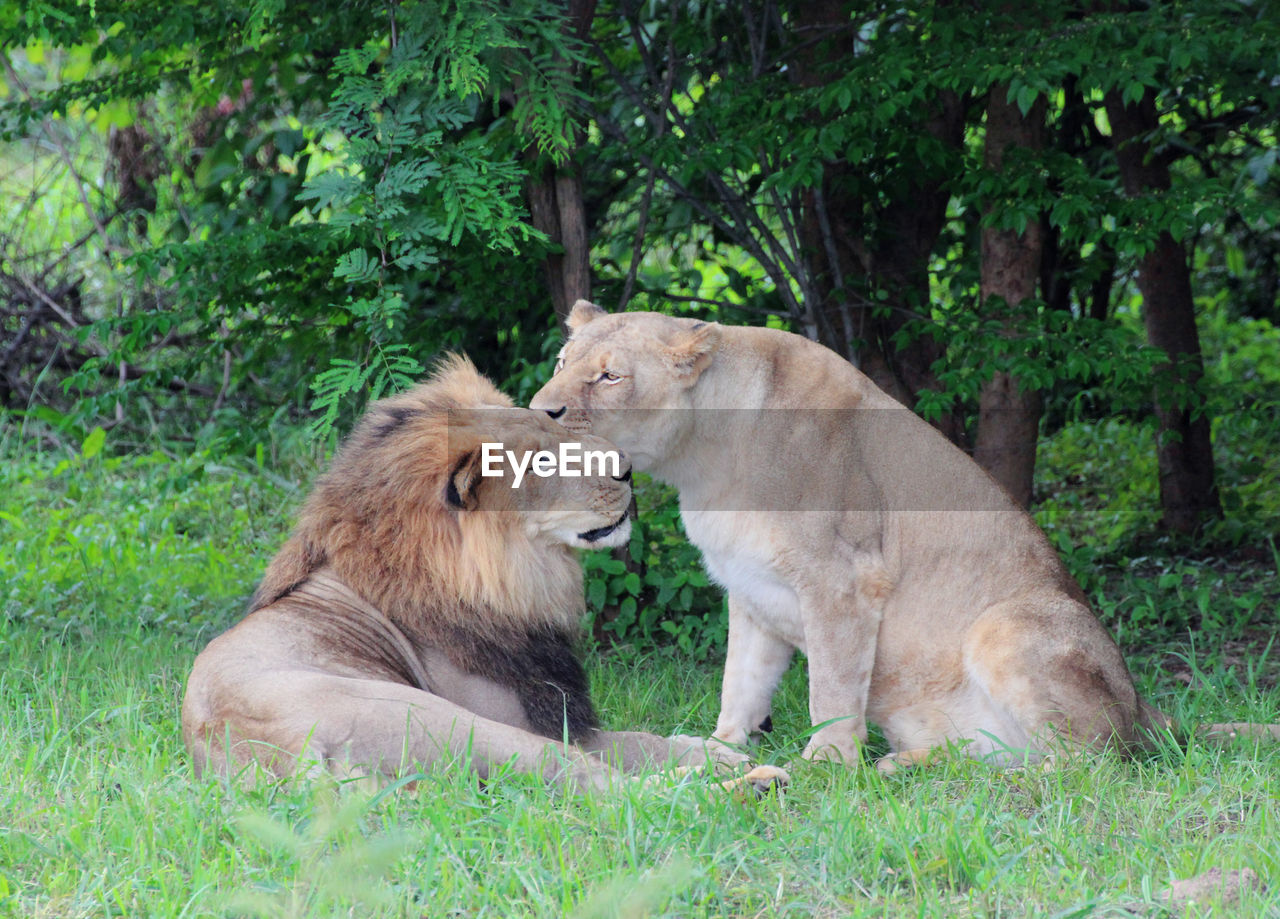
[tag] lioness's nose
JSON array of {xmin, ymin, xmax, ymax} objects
[
  {"xmin": 544, "ymin": 406, "xmax": 566, "ymax": 419},
  {"xmin": 613, "ymin": 467, "xmax": 632, "ymax": 483}
]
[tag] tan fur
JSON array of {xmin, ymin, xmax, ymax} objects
[
  {"xmin": 531, "ymin": 304, "xmax": 1274, "ymax": 770},
  {"xmin": 183, "ymin": 356, "xmax": 734, "ymax": 790}
]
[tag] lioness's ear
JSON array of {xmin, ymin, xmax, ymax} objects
[
  {"xmin": 445, "ymin": 450, "xmax": 482, "ymax": 511},
  {"xmin": 665, "ymin": 321, "xmax": 721, "ymax": 380},
  {"xmin": 567, "ymin": 299, "xmax": 608, "ymax": 333}
]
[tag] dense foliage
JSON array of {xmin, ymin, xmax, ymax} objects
[
  {"xmin": 3, "ymin": 0, "xmax": 1279, "ymax": 644},
  {"xmin": 3, "ymin": 9, "xmax": 1279, "ymax": 915}
]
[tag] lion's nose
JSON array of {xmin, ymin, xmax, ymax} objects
[
  {"xmin": 545, "ymin": 406, "xmax": 566, "ymax": 419},
  {"xmin": 613, "ymin": 467, "xmax": 632, "ymax": 483}
]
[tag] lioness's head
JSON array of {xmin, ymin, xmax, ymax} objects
[
  {"xmin": 343, "ymin": 354, "xmax": 633, "ymax": 552},
  {"xmin": 529, "ymin": 301, "xmax": 720, "ymax": 472}
]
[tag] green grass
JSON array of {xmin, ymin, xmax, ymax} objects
[{"xmin": 3, "ymin": 430, "xmax": 1279, "ymax": 917}]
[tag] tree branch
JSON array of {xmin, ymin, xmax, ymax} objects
[
  {"xmin": 618, "ymin": 5, "xmax": 678, "ymax": 311},
  {"xmin": 585, "ymin": 26, "xmax": 806, "ymax": 317},
  {"xmin": 2, "ymin": 53, "xmax": 128, "ymax": 259}
]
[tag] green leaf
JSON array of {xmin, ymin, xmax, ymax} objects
[
  {"xmin": 334, "ymin": 248, "xmax": 379, "ymax": 284},
  {"xmin": 598, "ymin": 557, "xmax": 626, "ymax": 575},
  {"xmin": 80, "ymin": 427, "xmax": 106, "ymax": 460},
  {"xmin": 1014, "ymin": 83, "xmax": 1038, "ymax": 118},
  {"xmin": 1225, "ymin": 246, "xmax": 1245, "ymax": 277}
]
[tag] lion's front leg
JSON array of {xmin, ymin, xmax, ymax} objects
[
  {"xmin": 579, "ymin": 730, "xmax": 751, "ymax": 773},
  {"xmin": 192, "ymin": 670, "xmax": 619, "ymax": 793},
  {"xmin": 711, "ymin": 594, "xmax": 795, "ymax": 750},
  {"xmin": 799, "ymin": 579, "xmax": 886, "ymax": 765},
  {"xmin": 585, "ymin": 730, "xmax": 790, "ymax": 800}
]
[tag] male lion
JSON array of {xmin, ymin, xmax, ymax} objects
[
  {"xmin": 531, "ymin": 301, "xmax": 1276, "ymax": 772},
  {"xmin": 182, "ymin": 356, "xmax": 745, "ymax": 791}
]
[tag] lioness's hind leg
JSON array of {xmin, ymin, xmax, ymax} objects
[
  {"xmin": 875, "ymin": 747, "xmax": 943, "ymax": 776},
  {"xmin": 963, "ymin": 600, "xmax": 1142, "ymax": 757}
]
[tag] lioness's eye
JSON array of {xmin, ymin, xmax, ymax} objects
[
  {"xmin": 598, "ymin": 371, "xmax": 621, "ymax": 384},
  {"xmin": 553, "ymin": 357, "xmax": 565, "ymax": 374}
]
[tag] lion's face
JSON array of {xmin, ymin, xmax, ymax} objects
[
  {"xmin": 255, "ymin": 357, "xmax": 631, "ymax": 626},
  {"xmin": 529, "ymin": 303, "xmax": 720, "ymax": 472},
  {"xmin": 445, "ymin": 406, "xmax": 633, "ymax": 551}
]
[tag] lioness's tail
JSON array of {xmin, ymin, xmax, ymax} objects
[
  {"xmin": 1137, "ymin": 697, "xmax": 1280, "ymax": 747},
  {"xmin": 1197, "ymin": 722, "xmax": 1280, "ymax": 743},
  {"xmin": 1137, "ymin": 697, "xmax": 1174, "ymax": 734}
]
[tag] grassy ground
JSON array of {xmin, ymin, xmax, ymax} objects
[{"xmin": 2, "ymin": 436, "xmax": 1279, "ymax": 917}]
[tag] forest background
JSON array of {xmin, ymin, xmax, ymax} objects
[{"xmin": 2, "ymin": 2, "xmax": 1280, "ymax": 915}]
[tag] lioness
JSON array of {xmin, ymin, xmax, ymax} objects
[
  {"xmin": 531, "ymin": 301, "xmax": 1274, "ymax": 772},
  {"xmin": 182, "ymin": 356, "xmax": 747, "ymax": 791}
]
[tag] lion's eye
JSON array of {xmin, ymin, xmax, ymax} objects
[
  {"xmin": 597, "ymin": 370, "xmax": 621, "ymax": 385},
  {"xmin": 553, "ymin": 357, "xmax": 565, "ymax": 375}
]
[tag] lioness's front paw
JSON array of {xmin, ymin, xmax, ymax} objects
[
  {"xmin": 801, "ymin": 737, "xmax": 862, "ymax": 766},
  {"xmin": 704, "ymin": 736, "xmax": 754, "ymax": 768}
]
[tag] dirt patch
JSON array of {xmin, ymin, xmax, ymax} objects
[
  {"xmin": 1122, "ymin": 867, "xmax": 1265, "ymax": 915},
  {"xmin": 1159, "ymin": 867, "xmax": 1264, "ymax": 910}
]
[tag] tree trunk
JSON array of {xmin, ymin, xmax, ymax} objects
[
  {"xmin": 789, "ymin": 0, "xmax": 968, "ymax": 445},
  {"xmin": 525, "ymin": 0, "xmax": 597, "ymax": 331},
  {"xmin": 528, "ymin": 169, "xmax": 592, "ymax": 330},
  {"xmin": 1104, "ymin": 90, "xmax": 1222, "ymax": 533},
  {"xmin": 972, "ymin": 86, "xmax": 1046, "ymax": 507}
]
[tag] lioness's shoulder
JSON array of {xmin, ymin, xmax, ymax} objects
[{"xmin": 710, "ymin": 324, "xmax": 883, "ymax": 409}]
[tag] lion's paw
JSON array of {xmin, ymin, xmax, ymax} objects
[
  {"xmin": 641, "ymin": 764, "xmax": 698, "ymax": 789},
  {"xmin": 668, "ymin": 733, "xmax": 753, "ymax": 771},
  {"xmin": 721, "ymin": 764, "xmax": 789, "ymax": 802}
]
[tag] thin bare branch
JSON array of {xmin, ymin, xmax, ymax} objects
[
  {"xmin": 811, "ymin": 183, "xmax": 856, "ymax": 351},
  {"xmin": 1, "ymin": 53, "xmax": 127, "ymax": 259},
  {"xmin": 585, "ymin": 26, "xmax": 806, "ymax": 314},
  {"xmin": 618, "ymin": 5, "xmax": 679, "ymax": 311},
  {"xmin": 37, "ymin": 208, "xmax": 124, "ymax": 282},
  {"xmin": 594, "ymin": 9, "xmax": 803, "ymax": 268},
  {"xmin": 210, "ymin": 349, "xmax": 233, "ymax": 418},
  {"xmin": 619, "ymin": 160, "xmax": 659, "ymax": 312},
  {"xmin": 10, "ymin": 271, "xmax": 83, "ymax": 328},
  {"xmin": 587, "ymin": 104, "xmax": 803, "ymax": 320}
]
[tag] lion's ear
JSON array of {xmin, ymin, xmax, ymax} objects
[
  {"xmin": 567, "ymin": 299, "xmax": 608, "ymax": 333},
  {"xmin": 665, "ymin": 321, "xmax": 720, "ymax": 381},
  {"xmin": 445, "ymin": 450, "xmax": 483, "ymax": 511}
]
